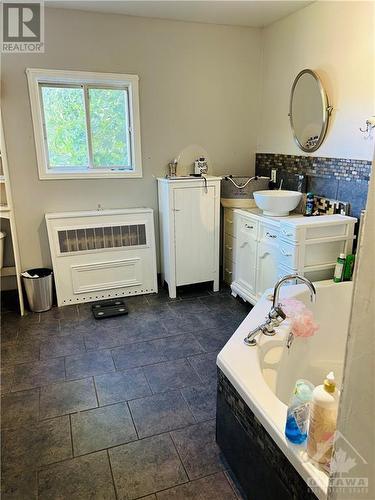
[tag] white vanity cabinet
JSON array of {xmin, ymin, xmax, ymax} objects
[
  {"xmin": 235, "ymin": 215, "xmax": 258, "ymax": 296},
  {"xmin": 158, "ymin": 176, "xmax": 221, "ymax": 298},
  {"xmin": 231, "ymin": 209, "xmax": 356, "ymax": 305}
]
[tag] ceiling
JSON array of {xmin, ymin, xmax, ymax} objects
[{"xmin": 46, "ymin": 1, "xmax": 313, "ymax": 28}]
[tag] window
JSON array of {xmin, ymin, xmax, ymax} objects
[{"xmin": 26, "ymin": 69, "xmax": 142, "ymax": 179}]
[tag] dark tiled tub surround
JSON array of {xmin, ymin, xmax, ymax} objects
[
  {"xmin": 255, "ymin": 152, "xmax": 371, "ymax": 218},
  {"xmin": 0, "ymin": 285, "xmax": 251, "ymax": 499},
  {"xmin": 216, "ymin": 368, "xmax": 318, "ymax": 500}
]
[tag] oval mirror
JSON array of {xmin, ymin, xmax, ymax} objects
[{"xmin": 289, "ymin": 69, "xmax": 332, "ymax": 152}]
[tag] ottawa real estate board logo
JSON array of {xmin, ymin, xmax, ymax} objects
[
  {"xmin": 307, "ymin": 431, "xmax": 368, "ymax": 496},
  {"xmin": 1, "ymin": 1, "xmax": 44, "ymax": 53}
]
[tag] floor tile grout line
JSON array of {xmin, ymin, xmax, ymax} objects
[
  {"xmin": 178, "ymin": 388, "xmax": 198, "ymax": 425},
  {"xmin": 68, "ymin": 413, "xmax": 75, "ymax": 458},
  {"xmin": 185, "ymin": 356, "xmax": 205, "ymax": 385},
  {"xmin": 139, "ymin": 365, "xmax": 153, "ymax": 397},
  {"xmin": 109, "ymin": 348, "xmax": 117, "ymax": 372},
  {"xmin": 126, "ymin": 399, "xmax": 140, "ymax": 440},
  {"xmin": 106, "ymin": 448, "xmax": 119, "ymax": 500},
  {"xmin": 168, "ymin": 430, "xmax": 191, "ymax": 482},
  {"xmin": 92, "ymin": 375, "xmax": 100, "ymax": 408}
]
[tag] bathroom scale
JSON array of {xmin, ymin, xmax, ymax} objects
[{"xmin": 91, "ymin": 299, "xmax": 129, "ymax": 319}]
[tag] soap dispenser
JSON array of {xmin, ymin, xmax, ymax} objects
[{"xmin": 307, "ymin": 372, "xmax": 340, "ymax": 466}]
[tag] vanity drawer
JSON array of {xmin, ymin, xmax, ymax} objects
[
  {"xmin": 224, "ymin": 208, "xmax": 235, "ymax": 236},
  {"xmin": 279, "ymin": 224, "xmax": 298, "ymax": 242},
  {"xmin": 279, "ymin": 241, "xmax": 299, "ymax": 268},
  {"xmin": 238, "ymin": 216, "xmax": 258, "ymax": 238},
  {"xmin": 259, "ymin": 224, "xmax": 279, "ymax": 243},
  {"xmin": 224, "ymin": 233, "xmax": 235, "ymax": 263}
]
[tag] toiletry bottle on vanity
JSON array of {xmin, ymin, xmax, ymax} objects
[
  {"xmin": 343, "ymin": 254, "xmax": 355, "ymax": 281},
  {"xmin": 285, "ymin": 379, "xmax": 314, "ymax": 444},
  {"xmin": 305, "ymin": 192, "xmax": 314, "ymax": 216},
  {"xmin": 307, "ymin": 372, "xmax": 340, "ymax": 467},
  {"xmin": 333, "ymin": 253, "xmax": 346, "ymax": 283}
]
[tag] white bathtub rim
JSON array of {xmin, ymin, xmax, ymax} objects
[{"xmin": 217, "ymin": 281, "xmax": 353, "ymax": 500}]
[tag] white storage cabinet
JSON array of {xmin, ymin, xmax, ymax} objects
[
  {"xmin": 158, "ymin": 176, "xmax": 221, "ymax": 298},
  {"xmin": 231, "ymin": 209, "xmax": 356, "ymax": 305}
]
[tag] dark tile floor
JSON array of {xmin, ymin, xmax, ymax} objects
[{"xmin": 1, "ymin": 284, "xmax": 251, "ymax": 499}]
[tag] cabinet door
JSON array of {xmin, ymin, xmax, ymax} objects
[
  {"xmin": 256, "ymin": 240, "xmax": 279, "ymax": 298},
  {"xmin": 173, "ymin": 186, "xmax": 216, "ymax": 286},
  {"xmin": 236, "ymin": 223, "xmax": 257, "ymax": 296}
]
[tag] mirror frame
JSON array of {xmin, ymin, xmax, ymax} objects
[{"xmin": 289, "ymin": 69, "xmax": 332, "ymax": 153}]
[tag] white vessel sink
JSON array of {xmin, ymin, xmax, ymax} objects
[{"xmin": 253, "ymin": 190, "xmax": 302, "ymax": 216}]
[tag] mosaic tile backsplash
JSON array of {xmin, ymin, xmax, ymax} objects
[{"xmin": 255, "ymin": 153, "xmax": 371, "ymax": 219}]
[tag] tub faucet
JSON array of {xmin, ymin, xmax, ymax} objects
[{"xmin": 244, "ymin": 274, "xmax": 316, "ymax": 347}]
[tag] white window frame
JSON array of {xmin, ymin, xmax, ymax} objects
[{"xmin": 26, "ymin": 68, "xmax": 143, "ymax": 180}]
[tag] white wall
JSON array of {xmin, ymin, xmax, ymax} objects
[
  {"xmin": 258, "ymin": 1, "xmax": 374, "ymax": 160},
  {"xmin": 1, "ymin": 7, "xmax": 262, "ymax": 269}
]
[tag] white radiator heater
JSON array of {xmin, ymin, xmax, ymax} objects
[{"xmin": 45, "ymin": 208, "xmax": 158, "ymax": 307}]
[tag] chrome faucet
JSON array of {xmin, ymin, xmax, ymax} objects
[{"xmin": 244, "ymin": 274, "xmax": 316, "ymax": 347}]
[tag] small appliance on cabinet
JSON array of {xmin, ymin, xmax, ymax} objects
[{"xmin": 157, "ymin": 176, "xmax": 221, "ymax": 298}]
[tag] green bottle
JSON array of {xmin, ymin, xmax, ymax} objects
[
  {"xmin": 343, "ymin": 254, "xmax": 355, "ymax": 281},
  {"xmin": 333, "ymin": 253, "xmax": 346, "ymax": 283}
]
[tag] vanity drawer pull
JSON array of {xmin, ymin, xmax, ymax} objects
[
  {"xmin": 225, "ymin": 269, "xmax": 233, "ymax": 275},
  {"xmin": 225, "ymin": 245, "xmax": 233, "ymax": 251},
  {"xmin": 245, "ymin": 224, "xmax": 254, "ymax": 229},
  {"xmin": 281, "ymin": 248, "xmax": 292, "ymax": 257},
  {"xmin": 266, "ymin": 232, "xmax": 277, "ymax": 239},
  {"xmin": 259, "ymin": 251, "xmax": 270, "ymax": 259},
  {"xmin": 282, "ymin": 229, "xmax": 293, "ymax": 237},
  {"xmin": 226, "ymin": 219, "xmax": 233, "ymax": 224}
]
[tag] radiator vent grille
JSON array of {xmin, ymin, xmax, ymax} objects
[{"xmin": 58, "ymin": 224, "xmax": 146, "ymax": 253}]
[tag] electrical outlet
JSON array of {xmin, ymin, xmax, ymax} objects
[{"xmin": 271, "ymin": 168, "xmax": 277, "ymax": 183}]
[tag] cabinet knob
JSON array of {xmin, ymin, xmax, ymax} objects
[
  {"xmin": 225, "ymin": 245, "xmax": 233, "ymax": 251},
  {"xmin": 282, "ymin": 229, "xmax": 293, "ymax": 237},
  {"xmin": 172, "ymin": 208, "xmax": 181, "ymax": 212},
  {"xmin": 245, "ymin": 224, "xmax": 254, "ymax": 229},
  {"xmin": 281, "ymin": 248, "xmax": 292, "ymax": 257},
  {"xmin": 266, "ymin": 232, "xmax": 277, "ymax": 239}
]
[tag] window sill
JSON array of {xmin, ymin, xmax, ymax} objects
[{"xmin": 38, "ymin": 168, "xmax": 143, "ymax": 180}]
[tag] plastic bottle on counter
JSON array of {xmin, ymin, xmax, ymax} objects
[
  {"xmin": 307, "ymin": 372, "xmax": 340, "ymax": 467},
  {"xmin": 333, "ymin": 253, "xmax": 346, "ymax": 283},
  {"xmin": 305, "ymin": 192, "xmax": 314, "ymax": 216},
  {"xmin": 343, "ymin": 254, "xmax": 355, "ymax": 281},
  {"xmin": 285, "ymin": 379, "xmax": 314, "ymax": 444}
]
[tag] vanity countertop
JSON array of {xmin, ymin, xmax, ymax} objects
[{"xmin": 236, "ymin": 208, "xmax": 357, "ymax": 226}]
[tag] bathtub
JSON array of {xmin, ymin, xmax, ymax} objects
[{"xmin": 217, "ymin": 280, "xmax": 353, "ymax": 500}]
